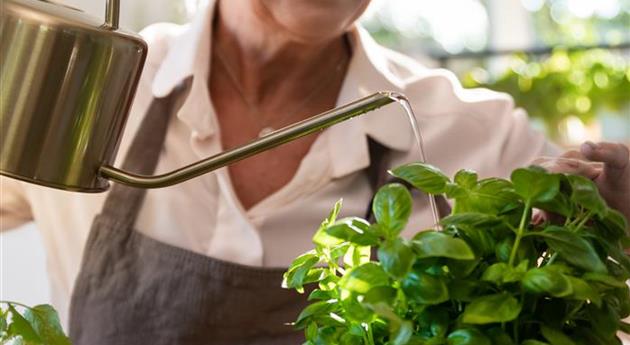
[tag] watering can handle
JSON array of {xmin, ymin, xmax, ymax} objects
[{"xmin": 105, "ymin": 0, "xmax": 119, "ymax": 30}]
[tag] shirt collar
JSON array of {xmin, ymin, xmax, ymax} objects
[
  {"xmin": 150, "ymin": 1, "xmax": 414, "ymax": 174},
  {"xmin": 151, "ymin": 0, "xmax": 217, "ymax": 140}
]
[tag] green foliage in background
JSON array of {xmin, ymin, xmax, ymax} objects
[
  {"xmin": 284, "ymin": 163, "xmax": 630, "ymax": 344},
  {"xmin": 531, "ymin": 1, "xmax": 630, "ymax": 47},
  {"xmin": 1, "ymin": 302, "xmax": 70, "ymax": 345},
  {"xmin": 462, "ymin": 49, "xmax": 630, "ymax": 139}
]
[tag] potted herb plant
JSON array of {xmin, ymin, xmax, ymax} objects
[{"xmin": 284, "ymin": 164, "xmax": 630, "ymax": 345}]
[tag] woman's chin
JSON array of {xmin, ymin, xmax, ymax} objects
[{"xmin": 259, "ymin": 0, "xmax": 369, "ymax": 43}]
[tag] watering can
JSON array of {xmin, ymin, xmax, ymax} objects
[{"xmin": 0, "ymin": 0, "xmax": 400, "ymax": 193}]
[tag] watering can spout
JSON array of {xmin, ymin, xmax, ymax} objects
[{"xmin": 99, "ymin": 92, "xmax": 398, "ymax": 189}]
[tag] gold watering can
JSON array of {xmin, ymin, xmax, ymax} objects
[{"xmin": 0, "ymin": 0, "xmax": 402, "ymax": 193}]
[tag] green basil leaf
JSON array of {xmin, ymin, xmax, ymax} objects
[
  {"xmin": 511, "ymin": 166, "xmax": 560, "ymax": 204},
  {"xmin": 462, "ymin": 293, "xmax": 521, "ymax": 324},
  {"xmin": 378, "ymin": 238, "xmax": 415, "ymax": 280},
  {"xmin": 448, "ymin": 280, "xmax": 481, "ymax": 302},
  {"xmin": 390, "ymin": 321, "xmax": 414, "ymax": 345},
  {"xmin": 441, "ymin": 213, "xmax": 502, "ymax": 256},
  {"xmin": 567, "ymin": 175, "xmax": 608, "ymax": 218},
  {"xmin": 330, "ymin": 243, "xmax": 352, "ymax": 262},
  {"xmin": 305, "ymin": 321, "xmax": 318, "ymax": 339},
  {"xmin": 440, "ymin": 213, "xmax": 502, "ymax": 228},
  {"xmin": 594, "ymin": 209, "xmax": 629, "ymax": 242},
  {"xmin": 303, "ymin": 268, "xmax": 327, "ymax": 285},
  {"xmin": 308, "ymin": 289, "xmax": 335, "ymax": 301},
  {"xmin": 295, "ymin": 300, "xmax": 338, "ymax": 328},
  {"xmin": 446, "ymin": 328, "xmax": 491, "ymax": 345},
  {"xmin": 595, "ymin": 236, "xmax": 630, "ymax": 275},
  {"xmin": 343, "ymin": 245, "xmax": 371, "ymax": 268},
  {"xmin": 454, "ymin": 170, "xmax": 478, "ymax": 189},
  {"xmin": 452, "ymin": 178, "xmax": 518, "ymax": 215},
  {"xmin": 582, "ymin": 272, "xmax": 627, "ymax": 288},
  {"xmin": 480, "ymin": 260, "xmax": 526, "ymax": 284},
  {"xmin": 446, "ymin": 183, "xmax": 467, "ymax": 199},
  {"xmin": 541, "ymin": 325, "xmax": 577, "ymax": 345},
  {"xmin": 609, "ymin": 285, "xmax": 630, "ymax": 318},
  {"xmin": 390, "ymin": 163, "xmax": 450, "ymax": 194},
  {"xmin": 522, "ymin": 267, "xmax": 573, "ymax": 297},
  {"xmin": 416, "ymin": 307, "xmax": 449, "ymax": 339},
  {"xmin": 312, "ymin": 200, "xmax": 345, "ymax": 248},
  {"xmin": 341, "ymin": 294, "xmax": 374, "ymax": 323},
  {"xmin": 325, "ymin": 218, "xmax": 380, "ymax": 246},
  {"xmin": 567, "ymin": 276, "xmax": 602, "ymax": 307},
  {"xmin": 495, "ymin": 237, "xmax": 514, "ymax": 263},
  {"xmin": 340, "ymin": 331, "xmax": 363, "ymax": 345},
  {"xmin": 318, "ymin": 271, "xmax": 340, "ymax": 291},
  {"xmin": 313, "ymin": 227, "xmax": 345, "ymax": 248},
  {"xmin": 372, "ymin": 183, "xmax": 413, "ymax": 237},
  {"xmin": 283, "ymin": 252, "xmax": 320, "ymax": 292},
  {"xmin": 6, "ymin": 305, "xmax": 41, "ymax": 343},
  {"xmin": 22, "ymin": 305, "xmax": 70, "ymax": 345},
  {"xmin": 364, "ymin": 286, "xmax": 397, "ymax": 306},
  {"xmin": 534, "ymin": 226, "xmax": 607, "ymax": 273},
  {"xmin": 402, "ymin": 271, "xmax": 449, "ymax": 305},
  {"xmin": 339, "ymin": 262, "xmax": 389, "ymax": 294},
  {"xmin": 412, "ymin": 231, "xmax": 475, "ymax": 260},
  {"xmin": 486, "ymin": 327, "xmax": 515, "ymax": 345},
  {"xmin": 504, "ymin": 260, "xmax": 529, "ymax": 283},
  {"xmin": 327, "ymin": 199, "xmax": 343, "ymax": 225},
  {"xmin": 311, "ymin": 325, "xmax": 341, "ymax": 344},
  {"xmin": 347, "ymin": 324, "xmax": 366, "ymax": 338},
  {"xmin": 534, "ymin": 189, "xmax": 573, "ymax": 218},
  {"xmin": 481, "ymin": 263, "xmax": 509, "ymax": 284}
]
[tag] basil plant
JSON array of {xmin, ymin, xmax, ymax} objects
[{"xmin": 283, "ymin": 163, "xmax": 630, "ymax": 345}]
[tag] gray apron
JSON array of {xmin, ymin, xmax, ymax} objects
[{"xmin": 68, "ymin": 85, "xmax": 449, "ymax": 345}]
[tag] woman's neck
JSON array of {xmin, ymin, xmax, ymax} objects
[{"xmin": 212, "ymin": 0, "xmax": 350, "ymax": 106}]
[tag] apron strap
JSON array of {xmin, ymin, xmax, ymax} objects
[{"xmin": 99, "ymin": 83, "xmax": 186, "ymax": 224}]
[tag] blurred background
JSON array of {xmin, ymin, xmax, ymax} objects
[{"xmin": 2, "ymin": 0, "xmax": 629, "ymax": 309}]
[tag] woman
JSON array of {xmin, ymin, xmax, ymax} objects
[{"xmin": 1, "ymin": 0, "xmax": 628, "ymax": 344}]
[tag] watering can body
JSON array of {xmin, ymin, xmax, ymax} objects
[{"xmin": 0, "ymin": 0, "xmax": 147, "ymax": 192}]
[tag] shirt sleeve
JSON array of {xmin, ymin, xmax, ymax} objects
[
  {"xmin": 495, "ymin": 107, "xmax": 562, "ymax": 173},
  {"xmin": 0, "ymin": 176, "xmax": 33, "ymax": 231}
]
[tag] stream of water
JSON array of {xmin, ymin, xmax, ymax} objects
[{"xmin": 386, "ymin": 92, "xmax": 441, "ymax": 229}]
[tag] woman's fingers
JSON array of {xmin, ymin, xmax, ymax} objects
[
  {"xmin": 561, "ymin": 149, "xmax": 586, "ymax": 160},
  {"xmin": 580, "ymin": 141, "xmax": 629, "ymax": 174},
  {"xmin": 533, "ymin": 154, "xmax": 600, "ymax": 179}
]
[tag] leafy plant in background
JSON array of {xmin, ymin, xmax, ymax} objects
[
  {"xmin": 462, "ymin": 49, "xmax": 630, "ymax": 140},
  {"xmin": 283, "ymin": 163, "xmax": 630, "ymax": 344},
  {"xmin": 530, "ymin": 1, "xmax": 630, "ymax": 47},
  {"xmin": 0, "ymin": 301, "xmax": 70, "ymax": 345}
]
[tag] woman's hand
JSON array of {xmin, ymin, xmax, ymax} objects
[{"xmin": 534, "ymin": 141, "xmax": 630, "ymax": 223}]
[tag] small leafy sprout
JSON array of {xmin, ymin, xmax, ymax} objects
[
  {"xmin": 284, "ymin": 164, "xmax": 630, "ymax": 345},
  {"xmin": 0, "ymin": 301, "xmax": 70, "ymax": 345}
]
